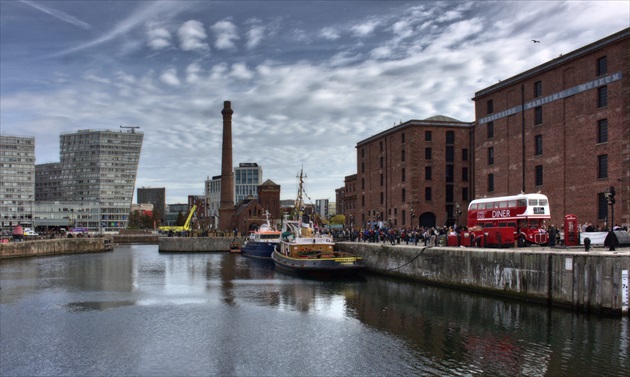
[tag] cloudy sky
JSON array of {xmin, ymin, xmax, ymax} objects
[{"xmin": 1, "ymin": 1, "xmax": 628, "ymax": 204}]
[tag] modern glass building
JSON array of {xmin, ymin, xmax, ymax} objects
[
  {"xmin": 0, "ymin": 136, "xmax": 35, "ymax": 230},
  {"xmin": 234, "ymin": 162, "xmax": 262, "ymax": 203},
  {"xmin": 204, "ymin": 163, "xmax": 263, "ymax": 229}
]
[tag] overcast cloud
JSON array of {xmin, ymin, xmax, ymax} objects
[{"xmin": 1, "ymin": 1, "xmax": 628, "ymax": 204}]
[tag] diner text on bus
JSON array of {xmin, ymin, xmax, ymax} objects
[{"xmin": 477, "ymin": 210, "xmax": 512, "ymax": 219}]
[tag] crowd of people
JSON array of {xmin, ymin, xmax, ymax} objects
[
  {"xmin": 326, "ymin": 221, "xmax": 630, "ymax": 248},
  {"xmin": 327, "ymin": 225, "xmax": 458, "ymax": 246},
  {"xmin": 579, "ymin": 222, "xmax": 627, "ymax": 232}
]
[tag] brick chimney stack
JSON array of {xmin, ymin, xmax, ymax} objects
[{"xmin": 219, "ymin": 101, "xmax": 235, "ymax": 230}]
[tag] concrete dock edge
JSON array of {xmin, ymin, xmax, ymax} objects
[{"xmin": 337, "ymin": 242, "xmax": 630, "ymax": 316}]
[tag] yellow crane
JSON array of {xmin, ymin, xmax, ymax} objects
[{"xmin": 159, "ymin": 205, "xmax": 197, "ymax": 232}]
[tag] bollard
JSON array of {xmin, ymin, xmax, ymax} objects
[{"xmin": 584, "ymin": 237, "xmax": 591, "ymax": 251}]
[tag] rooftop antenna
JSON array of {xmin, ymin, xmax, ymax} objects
[{"xmin": 120, "ymin": 125, "xmax": 140, "ymax": 133}]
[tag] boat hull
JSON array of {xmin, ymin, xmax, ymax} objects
[
  {"xmin": 271, "ymin": 250, "xmax": 366, "ymax": 276},
  {"xmin": 241, "ymin": 241, "xmax": 277, "ymax": 259}
]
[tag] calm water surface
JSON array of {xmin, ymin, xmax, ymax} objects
[{"xmin": 1, "ymin": 244, "xmax": 628, "ymax": 376}]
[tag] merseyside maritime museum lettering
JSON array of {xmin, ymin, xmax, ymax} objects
[{"xmin": 479, "ymin": 71, "xmax": 622, "ymax": 124}]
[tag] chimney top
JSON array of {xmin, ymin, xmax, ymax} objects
[{"xmin": 222, "ymin": 101, "xmax": 233, "ymax": 115}]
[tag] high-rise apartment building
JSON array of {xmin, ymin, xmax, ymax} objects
[
  {"xmin": 0, "ymin": 136, "xmax": 35, "ymax": 229},
  {"xmin": 35, "ymin": 129, "xmax": 143, "ymax": 231}
]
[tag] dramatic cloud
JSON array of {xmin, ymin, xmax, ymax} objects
[
  {"xmin": 178, "ymin": 20, "xmax": 209, "ymax": 52},
  {"xmin": 245, "ymin": 23, "xmax": 265, "ymax": 49},
  {"xmin": 159, "ymin": 68, "xmax": 180, "ymax": 86},
  {"xmin": 211, "ymin": 19, "xmax": 240, "ymax": 50},
  {"xmin": 1, "ymin": 1, "xmax": 628, "ymax": 203},
  {"xmin": 230, "ymin": 63, "xmax": 254, "ymax": 80},
  {"xmin": 185, "ymin": 63, "xmax": 202, "ymax": 84},
  {"xmin": 350, "ymin": 19, "xmax": 381, "ymax": 37},
  {"xmin": 146, "ymin": 23, "xmax": 172, "ymax": 50}
]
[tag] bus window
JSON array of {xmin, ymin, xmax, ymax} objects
[
  {"xmin": 539, "ymin": 199, "xmax": 548, "ymax": 206},
  {"xmin": 484, "ymin": 223, "xmax": 493, "ymax": 227},
  {"xmin": 499, "ymin": 201, "xmax": 508, "ymax": 208},
  {"xmin": 470, "ymin": 203, "xmax": 477, "ymax": 210},
  {"xmin": 509, "ymin": 200, "xmax": 517, "ymax": 207},
  {"xmin": 529, "ymin": 220, "xmax": 539, "ymax": 228},
  {"xmin": 528, "ymin": 199, "xmax": 538, "ymax": 206},
  {"xmin": 498, "ymin": 222, "xmax": 507, "ymax": 227},
  {"xmin": 507, "ymin": 222, "xmax": 516, "ymax": 228},
  {"xmin": 517, "ymin": 200, "xmax": 526, "ymax": 207},
  {"xmin": 478, "ymin": 203, "xmax": 485, "ymax": 209}
]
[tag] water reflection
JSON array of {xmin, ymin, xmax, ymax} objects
[
  {"xmin": 65, "ymin": 300, "xmax": 137, "ymax": 312},
  {"xmin": 1, "ymin": 245, "xmax": 627, "ymax": 377}
]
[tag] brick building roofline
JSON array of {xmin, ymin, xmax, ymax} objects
[
  {"xmin": 473, "ymin": 27, "xmax": 629, "ymax": 100},
  {"xmin": 356, "ymin": 118, "xmax": 474, "ymax": 147},
  {"xmin": 261, "ymin": 179, "xmax": 278, "ymax": 186}
]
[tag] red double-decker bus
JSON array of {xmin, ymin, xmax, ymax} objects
[{"xmin": 467, "ymin": 193, "xmax": 551, "ymax": 246}]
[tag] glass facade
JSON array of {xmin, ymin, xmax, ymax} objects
[{"xmin": 234, "ymin": 163, "xmax": 262, "ymax": 203}]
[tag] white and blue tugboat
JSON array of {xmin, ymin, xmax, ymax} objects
[{"xmin": 240, "ymin": 211, "xmax": 281, "ymax": 260}]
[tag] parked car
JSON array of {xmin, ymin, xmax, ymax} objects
[{"xmin": 23, "ymin": 228, "xmax": 39, "ymax": 237}]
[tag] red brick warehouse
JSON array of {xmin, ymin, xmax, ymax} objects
[
  {"xmin": 472, "ymin": 28, "xmax": 629, "ymax": 228},
  {"xmin": 354, "ymin": 116, "xmax": 474, "ymax": 229}
]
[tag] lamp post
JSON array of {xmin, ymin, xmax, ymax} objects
[
  {"xmin": 604, "ymin": 186, "xmax": 616, "ymax": 250},
  {"xmin": 606, "ymin": 186, "xmax": 616, "ymax": 229}
]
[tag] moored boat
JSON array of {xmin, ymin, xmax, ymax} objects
[
  {"xmin": 240, "ymin": 211, "xmax": 281, "ymax": 260},
  {"xmin": 271, "ymin": 168, "xmax": 366, "ymax": 276},
  {"xmin": 271, "ymin": 219, "xmax": 366, "ymax": 276}
]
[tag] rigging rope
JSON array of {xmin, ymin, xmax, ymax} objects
[{"xmin": 382, "ymin": 246, "xmax": 430, "ymax": 271}]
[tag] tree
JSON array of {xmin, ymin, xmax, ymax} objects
[
  {"xmin": 176, "ymin": 211, "xmax": 185, "ymax": 226},
  {"xmin": 329, "ymin": 214, "xmax": 346, "ymax": 225},
  {"xmin": 128, "ymin": 210, "xmax": 153, "ymax": 229}
]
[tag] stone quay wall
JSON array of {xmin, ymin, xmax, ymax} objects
[
  {"xmin": 337, "ymin": 242, "xmax": 630, "ymax": 316},
  {"xmin": 158, "ymin": 237, "xmax": 240, "ymax": 252},
  {"xmin": 113, "ymin": 235, "xmax": 159, "ymax": 244},
  {"xmin": 0, "ymin": 237, "xmax": 114, "ymax": 259}
]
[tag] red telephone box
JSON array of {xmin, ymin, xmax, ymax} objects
[{"xmin": 564, "ymin": 214, "xmax": 579, "ymax": 246}]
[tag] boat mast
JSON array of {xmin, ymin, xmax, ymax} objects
[{"xmin": 293, "ymin": 167, "xmax": 306, "ymax": 221}]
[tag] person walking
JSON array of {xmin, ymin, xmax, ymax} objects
[
  {"xmin": 548, "ymin": 225, "xmax": 556, "ymax": 247},
  {"xmin": 12, "ymin": 224, "xmax": 24, "ymax": 242}
]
